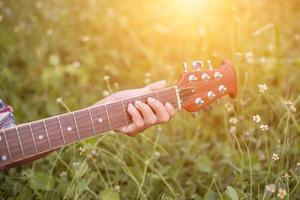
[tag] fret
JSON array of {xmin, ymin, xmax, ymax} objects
[
  {"xmin": 45, "ymin": 117, "xmax": 65, "ymax": 148},
  {"xmin": 57, "ymin": 116, "xmax": 66, "ymax": 144},
  {"xmin": 121, "ymin": 100, "xmax": 128, "ymax": 125},
  {"xmin": 42, "ymin": 119, "xmax": 52, "ymax": 148},
  {"xmin": 140, "ymin": 92, "xmax": 158, "ymax": 103},
  {"xmin": 15, "ymin": 127, "xmax": 25, "ymax": 156},
  {"xmin": 29, "ymin": 124, "xmax": 38, "ymax": 152},
  {"xmin": 74, "ymin": 109, "xmax": 94, "ymax": 139},
  {"xmin": 0, "ymin": 130, "xmax": 11, "ymax": 163},
  {"xmin": 174, "ymin": 86, "xmax": 182, "ymax": 110},
  {"xmin": 90, "ymin": 105, "xmax": 111, "ymax": 134},
  {"xmin": 106, "ymin": 102, "xmax": 127, "ymax": 129},
  {"xmin": 155, "ymin": 91, "xmax": 160, "ymax": 101},
  {"xmin": 72, "ymin": 112, "xmax": 81, "ymax": 139},
  {"xmin": 31, "ymin": 121, "xmax": 50, "ymax": 152},
  {"xmin": 59, "ymin": 113, "xmax": 79, "ymax": 143},
  {"xmin": 104, "ymin": 105, "xmax": 112, "ymax": 130},
  {"xmin": 88, "ymin": 108, "xmax": 96, "ymax": 135},
  {"xmin": 18, "ymin": 124, "xmax": 37, "ymax": 155},
  {"xmin": 4, "ymin": 128, "xmax": 22, "ymax": 159},
  {"xmin": 123, "ymin": 97, "xmax": 140, "ymax": 124}
]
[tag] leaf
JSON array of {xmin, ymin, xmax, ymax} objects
[
  {"xmin": 196, "ymin": 156, "xmax": 212, "ymax": 174},
  {"xmin": 224, "ymin": 186, "xmax": 239, "ymax": 200},
  {"xmin": 204, "ymin": 190, "xmax": 218, "ymax": 200},
  {"xmin": 99, "ymin": 188, "xmax": 120, "ymax": 200}
]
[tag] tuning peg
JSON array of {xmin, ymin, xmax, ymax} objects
[
  {"xmin": 183, "ymin": 62, "xmax": 188, "ymax": 73},
  {"xmin": 207, "ymin": 60, "xmax": 213, "ymax": 70},
  {"xmin": 192, "ymin": 60, "xmax": 203, "ymax": 71}
]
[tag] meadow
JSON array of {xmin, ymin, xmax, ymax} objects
[{"xmin": 0, "ymin": 0, "xmax": 299, "ymax": 199}]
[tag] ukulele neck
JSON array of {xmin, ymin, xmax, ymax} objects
[{"xmin": 0, "ymin": 86, "xmax": 181, "ymax": 169}]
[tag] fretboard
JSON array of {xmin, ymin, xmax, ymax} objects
[{"xmin": 0, "ymin": 87, "xmax": 180, "ymax": 169}]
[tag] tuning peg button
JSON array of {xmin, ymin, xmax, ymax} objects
[
  {"xmin": 195, "ymin": 98, "xmax": 204, "ymax": 105},
  {"xmin": 188, "ymin": 74, "xmax": 197, "ymax": 81},
  {"xmin": 214, "ymin": 71, "xmax": 223, "ymax": 79},
  {"xmin": 218, "ymin": 85, "xmax": 227, "ymax": 93},
  {"xmin": 183, "ymin": 62, "xmax": 188, "ymax": 73},
  {"xmin": 192, "ymin": 60, "xmax": 203, "ymax": 71},
  {"xmin": 201, "ymin": 73, "xmax": 210, "ymax": 80},
  {"xmin": 207, "ymin": 91, "xmax": 216, "ymax": 99},
  {"xmin": 207, "ymin": 60, "xmax": 213, "ymax": 70}
]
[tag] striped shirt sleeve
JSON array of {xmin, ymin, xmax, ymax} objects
[{"xmin": 0, "ymin": 99, "xmax": 16, "ymax": 129}]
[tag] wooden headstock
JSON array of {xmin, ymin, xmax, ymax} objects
[{"xmin": 176, "ymin": 60, "xmax": 237, "ymax": 112}]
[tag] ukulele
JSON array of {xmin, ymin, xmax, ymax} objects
[{"xmin": 0, "ymin": 60, "xmax": 237, "ymax": 170}]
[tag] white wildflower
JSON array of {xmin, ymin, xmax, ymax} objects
[
  {"xmin": 103, "ymin": 75, "xmax": 110, "ymax": 81},
  {"xmin": 277, "ymin": 188, "xmax": 287, "ymax": 199},
  {"xmin": 258, "ymin": 83, "xmax": 268, "ymax": 93},
  {"xmin": 283, "ymin": 100, "xmax": 296, "ymax": 112},
  {"xmin": 225, "ymin": 103, "xmax": 234, "ymax": 112},
  {"xmin": 114, "ymin": 185, "xmax": 120, "ymax": 192},
  {"xmin": 272, "ymin": 153, "xmax": 279, "ymax": 161},
  {"xmin": 229, "ymin": 117, "xmax": 238, "ymax": 124},
  {"xmin": 260, "ymin": 124, "xmax": 269, "ymax": 131},
  {"xmin": 252, "ymin": 114, "xmax": 261, "ymax": 123},
  {"xmin": 245, "ymin": 51, "xmax": 254, "ymax": 63},
  {"xmin": 56, "ymin": 97, "xmax": 63, "ymax": 104},
  {"xmin": 153, "ymin": 151, "xmax": 161, "ymax": 159},
  {"xmin": 102, "ymin": 90, "xmax": 110, "ymax": 97},
  {"xmin": 265, "ymin": 184, "xmax": 276, "ymax": 194},
  {"xmin": 59, "ymin": 171, "xmax": 67, "ymax": 177}
]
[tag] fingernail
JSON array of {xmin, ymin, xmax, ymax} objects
[
  {"xmin": 128, "ymin": 103, "xmax": 134, "ymax": 111},
  {"xmin": 134, "ymin": 101, "xmax": 141, "ymax": 106},
  {"xmin": 165, "ymin": 102, "xmax": 172, "ymax": 108},
  {"xmin": 147, "ymin": 97, "xmax": 155, "ymax": 103}
]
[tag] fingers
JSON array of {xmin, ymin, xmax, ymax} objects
[
  {"xmin": 126, "ymin": 103, "xmax": 145, "ymax": 136},
  {"xmin": 165, "ymin": 102, "xmax": 176, "ymax": 117},
  {"xmin": 134, "ymin": 101, "xmax": 157, "ymax": 126},
  {"xmin": 121, "ymin": 99, "xmax": 176, "ymax": 137},
  {"xmin": 147, "ymin": 97, "xmax": 172, "ymax": 123}
]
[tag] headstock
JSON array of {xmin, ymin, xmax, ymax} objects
[{"xmin": 176, "ymin": 60, "xmax": 237, "ymax": 112}]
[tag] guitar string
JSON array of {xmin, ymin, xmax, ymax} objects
[
  {"xmin": 1, "ymin": 78, "xmax": 229, "ymax": 158},
  {"xmin": 0, "ymin": 80, "xmax": 223, "ymax": 152},
  {"xmin": 0, "ymin": 95, "xmax": 179, "ymax": 153}
]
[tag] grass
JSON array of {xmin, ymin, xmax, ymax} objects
[{"xmin": 0, "ymin": 0, "xmax": 299, "ymax": 199}]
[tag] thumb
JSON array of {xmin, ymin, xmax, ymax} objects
[{"xmin": 145, "ymin": 80, "xmax": 167, "ymax": 91}]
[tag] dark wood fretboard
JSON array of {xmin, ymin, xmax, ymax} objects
[{"xmin": 0, "ymin": 87, "xmax": 180, "ymax": 169}]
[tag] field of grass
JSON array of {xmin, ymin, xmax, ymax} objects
[{"xmin": 0, "ymin": 0, "xmax": 299, "ymax": 199}]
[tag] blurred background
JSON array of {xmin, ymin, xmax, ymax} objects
[{"xmin": 0, "ymin": 0, "xmax": 299, "ymax": 199}]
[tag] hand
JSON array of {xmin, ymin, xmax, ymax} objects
[{"xmin": 94, "ymin": 80, "xmax": 176, "ymax": 136}]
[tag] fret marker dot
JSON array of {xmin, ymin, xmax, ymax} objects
[
  {"xmin": 67, "ymin": 126, "xmax": 72, "ymax": 132},
  {"xmin": 38, "ymin": 135, "xmax": 43, "ymax": 140},
  {"xmin": 98, "ymin": 118, "xmax": 103, "ymax": 123},
  {"xmin": 1, "ymin": 155, "xmax": 7, "ymax": 161}
]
